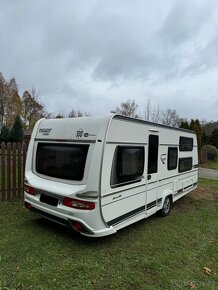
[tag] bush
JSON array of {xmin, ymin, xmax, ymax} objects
[{"xmin": 203, "ymin": 145, "xmax": 218, "ymax": 161}]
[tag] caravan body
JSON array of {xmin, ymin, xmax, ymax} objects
[{"xmin": 24, "ymin": 114, "xmax": 198, "ymax": 237}]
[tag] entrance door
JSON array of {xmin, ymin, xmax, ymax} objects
[{"xmin": 146, "ymin": 134, "xmax": 159, "ymax": 213}]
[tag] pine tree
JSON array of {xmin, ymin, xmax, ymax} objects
[
  {"xmin": 210, "ymin": 129, "xmax": 218, "ymax": 148},
  {"xmin": 9, "ymin": 115, "xmax": 23, "ymax": 142},
  {"xmin": 0, "ymin": 125, "xmax": 10, "ymax": 142}
]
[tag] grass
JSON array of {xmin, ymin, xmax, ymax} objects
[
  {"xmin": 200, "ymin": 158, "xmax": 218, "ymax": 170},
  {"xmin": 0, "ymin": 179, "xmax": 217, "ymax": 290}
]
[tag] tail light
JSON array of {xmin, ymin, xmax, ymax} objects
[
  {"xmin": 24, "ymin": 183, "xmax": 36, "ymax": 195},
  {"xmin": 63, "ymin": 197, "xmax": 95, "ymax": 210}
]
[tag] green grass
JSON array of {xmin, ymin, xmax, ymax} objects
[
  {"xmin": 200, "ymin": 158, "xmax": 218, "ymax": 170},
  {"xmin": 0, "ymin": 184, "xmax": 217, "ymax": 290},
  {"xmin": 198, "ymin": 177, "xmax": 218, "ymax": 188}
]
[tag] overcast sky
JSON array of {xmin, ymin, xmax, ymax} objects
[{"xmin": 0, "ymin": 0, "xmax": 218, "ymax": 121}]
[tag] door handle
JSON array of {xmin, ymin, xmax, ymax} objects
[{"xmin": 147, "ymin": 174, "xmax": 151, "ymax": 180}]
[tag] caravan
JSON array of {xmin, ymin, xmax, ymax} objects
[{"xmin": 24, "ymin": 114, "xmax": 198, "ymax": 237}]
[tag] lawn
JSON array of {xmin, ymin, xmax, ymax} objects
[
  {"xmin": 200, "ymin": 158, "xmax": 218, "ymax": 170},
  {"xmin": 0, "ymin": 178, "xmax": 217, "ymax": 290}
]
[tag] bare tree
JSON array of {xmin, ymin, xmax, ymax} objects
[
  {"xmin": 160, "ymin": 108, "xmax": 180, "ymax": 127},
  {"xmin": 22, "ymin": 89, "xmax": 45, "ymax": 129},
  {"xmin": 144, "ymin": 98, "xmax": 160, "ymax": 123},
  {"xmin": 0, "ymin": 73, "xmax": 22, "ymax": 128},
  {"xmin": 113, "ymin": 99, "xmax": 138, "ymax": 118},
  {"xmin": 68, "ymin": 109, "xmax": 90, "ymax": 118},
  {"xmin": 0, "ymin": 72, "xmax": 7, "ymax": 127}
]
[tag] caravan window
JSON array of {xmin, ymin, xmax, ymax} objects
[
  {"xmin": 179, "ymin": 137, "xmax": 193, "ymax": 151},
  {"xmin": 179, "ymin": 157, "xmax": 192, "ymax": 173},
  {"xmin": 36, "ymin": 143, "xmax": 89, "ymax": 181},
  {"xmin": 111, "ymin": 146, "xmax": 144, "ymax": 187},
  {"xmin": 167, "ymin": 147, "xmax": 178, "ymax": 170}
]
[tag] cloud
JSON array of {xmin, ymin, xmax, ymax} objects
[{"xmin": 0, "ymin": 0, "xmax": 218, "ymax": 120}]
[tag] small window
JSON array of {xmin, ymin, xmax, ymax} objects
[
  {"xmin": 179, "ymin": 157, "xmax": 192, "ymax": 173},
  {"xmin": 179, "ymin": 137, "xmax": 193, "ymax": 151},
  {"xmin": 148, "ymin": 135, "xmax": 159, "ymax": 174},
  {"xmin": 168, "ymin": 147, "xmax": 178, "ymax": 170},
  {"xmin": 111, "ymin": 146, "xmax": 144, "ymax": 187}
]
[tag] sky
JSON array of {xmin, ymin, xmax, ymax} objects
[{"xmin": 0, "ymin": 0, "xmax": 218, "ymax": 121}]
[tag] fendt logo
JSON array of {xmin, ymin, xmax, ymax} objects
[{"xmin": 76, "ymin": 128, "xmax": 84, "ymax": 138}]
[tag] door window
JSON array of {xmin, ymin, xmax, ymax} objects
[{"xmin": 148, "ymin": 135, "xmax": 159, "ymax": 174}]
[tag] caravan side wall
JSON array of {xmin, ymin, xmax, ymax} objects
[{"xmin": 100, "ymin": 116, "xmax": 198, "ymax": 231}]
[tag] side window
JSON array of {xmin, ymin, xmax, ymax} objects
[
  {"xmin": 148, "ymin": 135, "xmax": 159, "ymax": 174},
  {"xmin": 179, "ymin": 157, "xmax": 192, "ymax": 173},
  {"xmin": 168, "ymin": 147, "xmax": 178, "ymax": 170},
  {"xmin": 179, "ymin": 137, "xmax": 193, "ymax": 151},
  {"xmin": 111, "ymin": 146, "xmax": 144, "ymax": 188}
]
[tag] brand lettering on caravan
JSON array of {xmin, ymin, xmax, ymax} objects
[{"xmin": 39, "ymin": 128, "xmax": 52, "ymax": 136}]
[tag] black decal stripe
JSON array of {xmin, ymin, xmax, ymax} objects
[
  {"xmin": 107, "ymin": 206, "xmax": 145, "ymax": 227},
  {"xmin": 147, "ymin": 201, "xmax": 156, "ymax": 210},
  {"xmin": 176, "ymin": 182, "xmax": 197, "ymax": 195}
]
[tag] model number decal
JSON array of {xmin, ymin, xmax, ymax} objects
[{"xmin": 76, "ymin": 129, "xmax": 84, "ymax": 138}]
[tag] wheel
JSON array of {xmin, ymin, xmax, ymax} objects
[{"xmin": 160, "ymin": 196, "xmax": 171, "ymax": 217}]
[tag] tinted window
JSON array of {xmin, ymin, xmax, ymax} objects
[
  {"xmin": 148, "ymin": 135, "xmax": 159, "ymax": 174},
  {"xmin": 36, "ymin": 143, "xmax": 89, "ymax": 181},
  {"xmin": 179, "ymin": 157, "xmax": 192, "ymax": 173},
  {"xmin": 179, "ymin": 137, "xmax": 193, "ymax": 151},
  {"xmin": 111, "ymin": 146, "xmax": 144, "ymax": 187},
  {"xmin": 168, "ymin": 147, "xmax": 178, "ymax": 170}
]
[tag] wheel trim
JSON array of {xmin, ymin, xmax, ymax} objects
[{"xmin": 163, "ymin": 198, "xmax": 170, "ymax": 213}]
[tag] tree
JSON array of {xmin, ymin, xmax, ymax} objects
[
  {"xmin": 0, "ymin": 73, "xmax": 23, "ymax": 129},
  {"xmin": 5, "ymin": 78, "xmax": 22, "ymax": 128},
  {"xmin": 68, "ymin": 109, "xmax": 90, "ymax": 118},
  {"xmin": 201, "ymin": 132, "xmax": 210, "ymax": 146},
  {"xmin": 180, "ymin": 120, "xmax": 190, "ymax": 130},
  {"xmin": 190, "ymin": 119, "xmax": 202, "ymax": 150},
  {"xmin": 22, "ymin": 89, "xmax": 45, "ymax": 129},
  {"xmin": 210, "ymin": 128, "xmax": 218, "ymax": 148},
  {"xmin": 160, "ymin": 109, "xmax": 180, "ymax": 127},
  {"xmin": 144, "ymin": 98, "xmax": 160, "ymax": 122},
  {"xmin": 0, "ymin": 125, "xmax": 10, "ymax": 142},
  {"xmin": 113, "ymin": 99, "xmax": 138, "ymax": 118},
  {"xmin": 8, "ymin": 115, "xmax": 23, "ymax": 142},
  {"xmin": 0, "ymin": 73, "xmax": 8, "ymax": 127}
]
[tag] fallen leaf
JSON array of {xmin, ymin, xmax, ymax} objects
[
  {"xmin": 188, "ymin": 282, "xmax": 197, "ymax": 289},
  {"xmin": 203, "ymin": 267, "xmax": 212, "ymax": 275}
]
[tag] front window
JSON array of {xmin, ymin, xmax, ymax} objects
[{"xmin": 36, "ymin": 143, "xmax": 89, "ymax": 181}]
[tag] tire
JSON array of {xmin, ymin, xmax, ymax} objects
[{"xmin": 160, "ymin": 196, "xmax": 171, "ymax": 217}]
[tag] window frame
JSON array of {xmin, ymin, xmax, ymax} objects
[{"xmin": 110, "ymin": 146, "xmax": 145, "ymax": 188}]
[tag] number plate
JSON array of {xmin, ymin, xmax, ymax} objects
[{"xmin": 40, "ymin": 194, "xmax": 58, "ymax": 206}]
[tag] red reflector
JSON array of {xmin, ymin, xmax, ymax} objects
[
  {"xmin": 24, "ymin": 183, "xmax": 36, "ymax": 195},
  {"xmin": 24, "ymin": 202, "xmax": 32, "ymax": 211},
  {"xmin": 72, "ymin": 222, "xmax": 83, "ymax": 232},
  {"xmin": 63, "ymin": 197, "xmax": 95, "ymax": 210}
]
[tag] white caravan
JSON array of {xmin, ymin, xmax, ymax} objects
[{"xmin": 24, "ymin": 114, "xmax": 198, "ymax": 237}]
